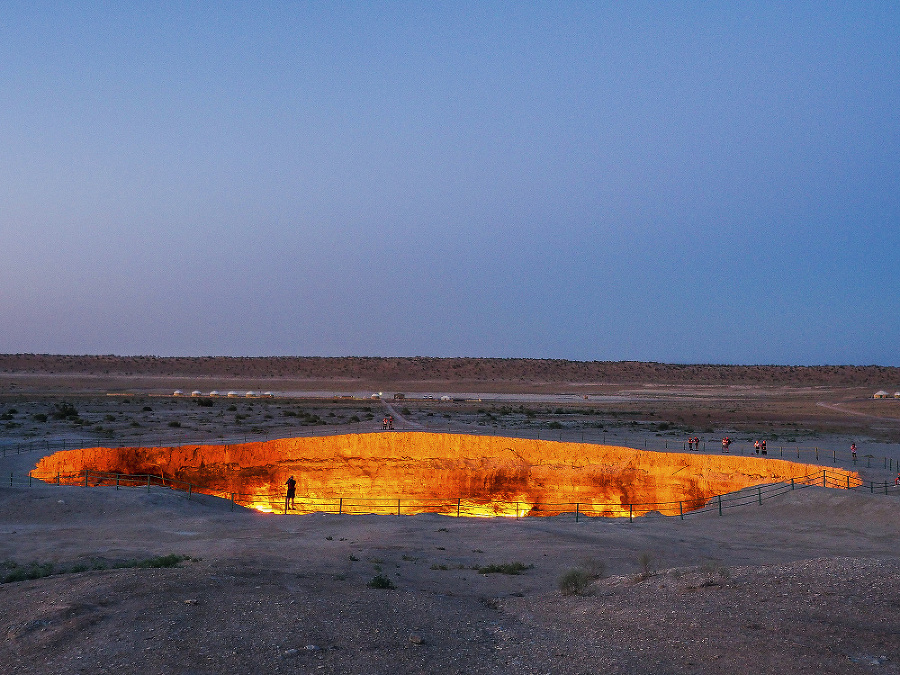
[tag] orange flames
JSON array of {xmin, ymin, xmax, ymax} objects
[{"xmin": 30, "ymin": 432, "xmax": 858, "ymax": 518}]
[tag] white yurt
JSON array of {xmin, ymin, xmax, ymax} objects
[
  {"xmin": 874, "ymin": 390, "xmax": 889, "ymax": 399},
  {"xmin": 173, "ymin": 390, "xmax": 183, "ymax": 396},
  {"xmin": 246, "ymin": 391, "xmax": 256, "ymax": 397},
  {"xmin": 191, "ymin": 390, "xmax": 202, "ymax": 397},
  {"xmin": 209, "ymin": 390, "xmax": 221, "ymax": 397},
  {"xmin": 894, "ymin": 392, "xmax": 900, "ymax": 399}
]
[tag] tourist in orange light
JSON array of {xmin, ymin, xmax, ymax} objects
[{"xmin": 285, "ymin": 475, "xmax": 296, "ymax": 511}]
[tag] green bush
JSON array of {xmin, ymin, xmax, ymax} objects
[
  {"xmin": 558, "ymin": 559, "xmax": 605, "ymax": 596},
  {"xmin": 476, "ymin": 562, "xmax": 532, "ymax": 575},
  {"xmin": 367, "ymin": 574, "xmax": 396, "ymax": 589},
  {"xmin": 51, "ymin": 403, "xmax": 79, "ymax": 420},
  {"xmin": 558, "ymin": 568, "xmax": 594, "ymax": 596}
]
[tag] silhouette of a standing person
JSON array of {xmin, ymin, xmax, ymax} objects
[{"xmin": 285, "ymin": 475, "xmax": 297, "ymax": 511}]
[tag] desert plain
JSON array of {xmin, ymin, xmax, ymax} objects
[{"xmin": 1, "ymin": 355, "xmax": 899, "ymax": 675}]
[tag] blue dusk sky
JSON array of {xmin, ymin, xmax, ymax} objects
[{"xmin": 1, "ymin": 3, "xmax": 898, "ymax": 365}]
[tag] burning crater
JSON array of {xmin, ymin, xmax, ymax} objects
[{"xmin": 31, "ymin": 433, "xmax": 855, "ymax": 517}]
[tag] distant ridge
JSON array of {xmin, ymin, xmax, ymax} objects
[{"xmin": 1, "ymin": 354, "xmax": 897, "ymax": 387}]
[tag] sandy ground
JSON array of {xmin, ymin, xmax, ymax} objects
[
  {"xmin": 0, "ymin": 483, "xmax": 898, "ymax": 675},
  {"xmin": 2, "ymin": 359, "xmax": 900, "ymax": 674}
]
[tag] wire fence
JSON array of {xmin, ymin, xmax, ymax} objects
[
  {"xmin": 2, "ymin": 428, "xmax": 899, "ymax": 475},
  {"xmin": 6, "ymin": 467, "xmax": 898, "ymax": 521}
]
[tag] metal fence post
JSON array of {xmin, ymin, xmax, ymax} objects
[
  {"xmin": 457, "ymin": 498, "xmax": 461, "ymax": 517},
  {"xmin": 679, "ymin": 501, "xmax": 683, "ymax": 520},
  {"xmin": 822, "ymin": 470, "xmax": 826, "ymax": 488},
  {"xmin": 575, "ymin": 503, "xmax": 580, "ymax": 523},
  {"xmin": 718, "ymin": 495, "xmax": 722, "ymax": 516},
  {"xmin": 338, "ymin": 497, "xmax": 343, "ymax": 515},
  {"xmin": 629, "ymin": 504, "xmax": 633, "ymax": 523}
]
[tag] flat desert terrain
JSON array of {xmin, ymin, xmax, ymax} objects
[{"xmin": 1, "ymin": 356, "xmax": 899, "ymax": 674}]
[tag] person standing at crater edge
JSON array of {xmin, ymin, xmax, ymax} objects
[{"xmin": 285, "ymin": 475, "xmax": 297, "ymax": 511}]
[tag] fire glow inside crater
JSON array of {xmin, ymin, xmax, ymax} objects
[{"xmin": 31, "ymin": 432, "xmax": 854, "ymax": 517}]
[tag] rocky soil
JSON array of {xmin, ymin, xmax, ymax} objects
[{"xmin": 1, "ymin": 484, "xmax": 898, "ymax": 674}]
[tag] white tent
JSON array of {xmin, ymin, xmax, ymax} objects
[{"xmin": 874, "ymin": 390, "xmax": 890, "ymax": 398}]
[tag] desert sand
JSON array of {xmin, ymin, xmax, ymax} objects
[{"xmin": 1, "ymin": 356, "xmax": 899, "ymax": 674}]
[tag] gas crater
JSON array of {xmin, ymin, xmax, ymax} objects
[{"xmin": 31, "ymin": 432, "xmax": 855, "ymax": 517}]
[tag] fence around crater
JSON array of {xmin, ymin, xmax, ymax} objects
[{"xmin": 5, "ymin": 467, "xmax": 898, "ymax": 521}]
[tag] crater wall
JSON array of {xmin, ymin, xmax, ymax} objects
[{"xmin": 31, "ymin": 432, "xmax": 854, "ymax": 517}]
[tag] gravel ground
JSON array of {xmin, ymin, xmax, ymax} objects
[{"xmin": 1, "ymin": 484, "xmax": 898, "ymax": 674}]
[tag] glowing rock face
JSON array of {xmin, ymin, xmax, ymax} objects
[{"xmin": 30, "ymin": 433, "xmax": 856, "ymax": 517}]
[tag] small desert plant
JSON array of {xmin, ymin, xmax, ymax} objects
[
  {"xmin": 558, "ymin": 558, "xmax": 606, "ymax": 596},
  {"xmin": 367, "ymin": 574, "xmax": 396, "ymax": 589},
  {"xmin": 120, "ymin": 554, "xmax": 188, "ymax": 569},
  {"xmin": 477, "ymin": 562, "xmax": 532, "ymax": 575},
  {"xmin": 635, "ymin": 552, "xmax": 656, "ymax": 581},
  {"xmin": 558, "ymin": 568, "xmax": 594, "ymax": 596}
]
